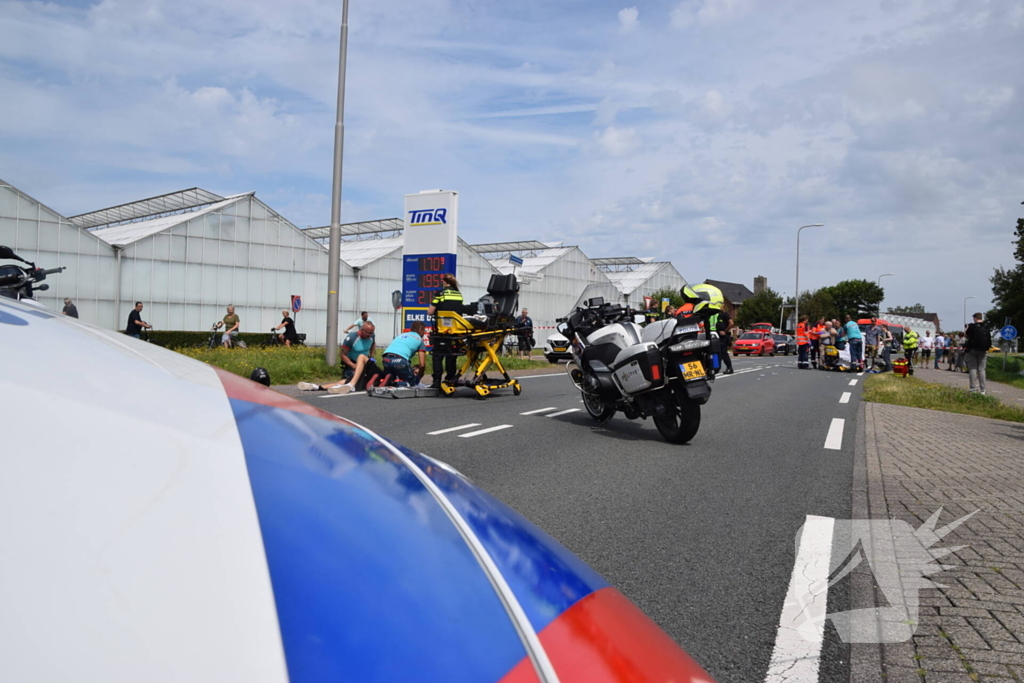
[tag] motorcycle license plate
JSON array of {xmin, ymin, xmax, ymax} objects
[{"xmin": 681, "ymin": 361, "xmax": 706, "ymax": 380}]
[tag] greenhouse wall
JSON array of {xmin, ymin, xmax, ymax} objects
[
  {"xmin": 0, "ymin": 181, "xmax": 118, "ymax": 327},
  {"xmin": 519, "ymin": 247, "xmax": 612, "ymax": 333}
]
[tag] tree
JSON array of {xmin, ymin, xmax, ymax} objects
[
  {"xmin": 736, "ymin": 287, "xmax": 783, "ymax": 328},
  {"xmin": 798, "ymin": 289, "xmax": 838, "ymax": 324},
  {"xmin": 647, "ymin": 287, "xmax": 684, "ymax": 310},
  {"xmin": 987, "ymin": 217, "xmax": 1024, "ymax": 328},
  {"xmin": 820, "ymin": 279, "xmax": 884, "ymax": 319},
  {"xmin": 887, "ymin": 304, "xmax": 926, "ymax": 315}
]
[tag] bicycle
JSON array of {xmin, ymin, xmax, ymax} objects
[{"xmin": 208, "ymin": 322, "xmax": 246, "ymax": 349}]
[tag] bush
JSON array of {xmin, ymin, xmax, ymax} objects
[{"xmin": 145, "ymin": 330, "xmax": 281, "ymax": 349}]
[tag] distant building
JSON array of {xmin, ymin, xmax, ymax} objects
[
  {"xmin": 703, "ymin": 279, "xmax": 755, "ymax": 320},
  {"xmin": 753, "ymin": 275, "xmax": 767, "ymax": 296}
]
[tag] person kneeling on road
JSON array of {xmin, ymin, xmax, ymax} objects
[
  {"xmin": 298, "ymin": 322, "xmax": 380, "ymax": 394},
  {"xmin": 382, "ymin": 321, "xmax": 429, "ymax": 387}
]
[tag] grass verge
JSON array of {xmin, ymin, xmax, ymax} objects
[
  {"xmin": 174, "ymin": 346, "xmax": 551, "ymax": 384},
  {"xmin": 863, "ymin": 372, "xmax": 1024, "ymax": 423},
  {"xmin": 987, "ymin": 354, "xmax": 1024, "ymax": 391}
]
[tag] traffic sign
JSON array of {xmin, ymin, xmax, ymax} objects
[
  {"xmin": 509, "ymin": 255, "xmax": 524, "ymax": 266},
  {"xmin": 1001, "ymin": 325, "xmax": 1017, "ymax": 341},
  {"xmin": 291, "ymin": 295, "xmax": 302, "ymax": 313}
]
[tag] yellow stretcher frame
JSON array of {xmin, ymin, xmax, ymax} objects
[{"xmin": 434, "ymin": 310, "xmax": 522, "ymax": 398}]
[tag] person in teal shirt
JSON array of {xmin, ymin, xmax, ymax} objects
[
  {"xmin": 844, "ymin": 315, "xmax": 864, "ymax": 370},
  {"xmin": 383, "ymin": 321, "xmax": 427, "ymax": 386}
]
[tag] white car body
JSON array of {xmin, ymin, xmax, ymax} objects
[{"xmin": 543, "ymin": 332, "xmax": 572, "ymax": 363}]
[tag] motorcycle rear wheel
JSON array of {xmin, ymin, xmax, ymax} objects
[
  {"xmin": 654, "ymin": 396, "xmax": 701, "ymax": 444},
  {"xmin": 582, "ymin": 391, "xmax": 615, "ymax": 422}
]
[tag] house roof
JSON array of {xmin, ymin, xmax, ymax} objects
[
  {"xmin": 704, "ymin": 279, "xmax": 755, "ymax": 305},
  {"xmin": 89, "ymin": 195, "xmax": 251, "ymax": 246}
]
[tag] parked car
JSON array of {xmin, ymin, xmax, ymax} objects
[
  {"xmin": 772, "ymin": 334, "xmax": 792, "ymax": 355},
  {"xmin": 733, "ymin": 331, "xmax": 776, "ymax": 356},
  {"xmin": 543, "ymin": 331, "xmax": 572, "ymax": 363}
]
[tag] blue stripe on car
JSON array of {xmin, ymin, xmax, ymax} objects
[
  {"xmin": 229, "ymin": 399, "xmax": 528, "ymax": 683},
  {"xmin": 398, "ymin": 446, "xmax": 610, "ymax": 633}
]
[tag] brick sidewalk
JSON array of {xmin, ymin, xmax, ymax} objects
[
  {"xmin": 910, "ymin": 365, "xmax": 1024, "ymax": 410},
  {"xmin": 862, "ymin": 402, "xmax": 1024, "ymax": 681}
]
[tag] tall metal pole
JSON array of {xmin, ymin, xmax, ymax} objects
[
  {"xmin": 963, "ymin": 296, "xmax": 975, "ymax": 328},
  {"xmin": 325, "ymin": 0, "xmax": 350, "ymax": 366},
  {"xmin": 794, "ymin": 223, "xmax": 823, "ymax": 334},
  {"xmin": 876, "ymin": 273, "xmax": 894, "ymax": 317}
]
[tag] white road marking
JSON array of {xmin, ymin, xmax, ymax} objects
[
  {"xmin": 318, "ymin": 391, "xmax": 366, "ymax": 399},
  {"xmin": 849, "ymin": 379, "xmax": 858, "ymax": 386},
  {"xmin": 427, "ymin": 423, "xmax": 482, "ymax": 435},
  {"xmin": 857, "ymin": 371, "xmax": 865, "ymax": 377},
  {"xmin": 839, "ymin": 392, "xmax": 851, "ymax": 404},
  {"xmin": 458, "ymin": 425, "xmax": 514, "ymax": 438},
  {"xmin": 547, "ymin": 408, "xmax": 581, "ymax": 418},
  {"xmin": 824, "ymin": 418, "xmax": 845, "ymax": 450},
  {"xmin": 520, "ymin": 407, "xmax": 559, "ymax": 415},
  {"xmin": 765, "ymin": 515, "xmax": 835, "ymax": 683},
  {"xmin": 516, "ymin": 373, "xmax": 567, "ymax": 379}
]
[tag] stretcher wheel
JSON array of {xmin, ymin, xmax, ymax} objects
[{"xmin": 512, "ymin": 382, "xmax": 521, "ymax": 396}]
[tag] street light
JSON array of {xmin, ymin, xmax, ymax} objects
[
  {"xmin": 963, "ymin": 296, "xmax": 975, "ymax": 328},
  {"xmin": 794, "ymin": 223, "xmax": 824, "ymax": 335},
  {"xmin": 877, "ymin": 273, "xmax": 894, "ymax": 316},
  {"xmin": 325, "ymin": 0, "xmax": 351, "ymax": 366}
]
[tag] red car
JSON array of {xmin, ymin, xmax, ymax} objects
[{"xmin": 733, "ymin": 331, "xmax": 776, "ymax": 356}]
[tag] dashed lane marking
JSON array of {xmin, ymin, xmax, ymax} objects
[
  {"xmin": 824, "ymin": 418, "xmax": 845, "ymax": 450},
  {"xmin": 839, "ymin": 392, "xmax": 851, "ymax": 404},
  {"xmin": 546, "ymin": 408, "xmax": 581, "ymax": 418},
  {"xmin": 520, "ymin": 407, "xmax": 559, "ymax": 415},
  {"xmin": 458, "ymin": 425, "xmax": 514, "ymax": 438},
  {"xmin": 849, "ymin": 379, "xmax": 858, "ymax": 386},
  {"xmin": 427, "ymin": 423, "xmax": 482, "ymax": 435},
  {"xmin": 765, "ymin": 515, "xmax": 835, "ymax": 683}
]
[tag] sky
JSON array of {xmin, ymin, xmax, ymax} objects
[{"xmin": 1, "ymin": 0, "xmax": 1022, "ymax": 329}]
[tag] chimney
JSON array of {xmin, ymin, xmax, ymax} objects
[{"xmin": 754, "ymin": 275, "xmax": 767, "ymax": 295}]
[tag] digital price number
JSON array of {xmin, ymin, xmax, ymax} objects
[{"xmin": 403, "ymin": 252, "xmax": 458, "ymax": 310}]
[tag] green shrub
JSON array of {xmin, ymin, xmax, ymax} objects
[{"xmin": 145, "ymin": 330, "xmax": 285, "ymax": 349}]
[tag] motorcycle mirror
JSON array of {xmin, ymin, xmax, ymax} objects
[
  {"xmin": 0, "ymin": 246, "xmax": 17, "ymax": 260},
  {"xmin": 556, "ymin": 322, "xmax": 568, "ymax": 335},
  {"xmin": 35, "ymin": 284, "xmax": 49, "ymax": 291}
]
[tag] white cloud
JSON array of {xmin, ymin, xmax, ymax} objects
[
  {"xmin": 594, "ymin": 126, "xmax": 641, "ymax": 156},
  {"xmin": 618, "ymin": 7, "xmax": 639, "ymax": 32},
  {"xmin": 671, "ymin": 0, "xmax": 753, "ymax": 28}
]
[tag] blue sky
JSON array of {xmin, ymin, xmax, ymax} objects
[{"xmin": 2, "ymin": 0, "xmax": 1022, "ymax": 328}]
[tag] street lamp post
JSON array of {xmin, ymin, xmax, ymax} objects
[
  {"xmin": 963, "ymin": 296, "xmax": 975, "ymax": 328},
  {"xmin": 794, "ymin": 223, "xmax": 824, "ymax": 335},
  {"xmin": 325, "ymin": 0, "xmax": 350, "ymax": 366},
  {"xmin": 877, "ymin": 273, "xmax": 894, "ymax": 316}
]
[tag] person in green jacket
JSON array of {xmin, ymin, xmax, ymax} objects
[{"xmin": 902, "ymin": 328, "xmax": 919, "ymax": 374}]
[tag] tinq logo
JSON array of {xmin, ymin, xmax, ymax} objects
[
  {"xmin": 408, "ymin": 208, "xmax": 447, "ymax": 226},
  {"xmin": 788, "ymin": 508, "xmax": 977, "ymax": 644}
]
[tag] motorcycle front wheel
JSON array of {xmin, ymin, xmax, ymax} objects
[
  {"xmin": 582, "ymin": 391, "xmax": 615, "ymax": 422},
  {"xmin": 654, "ymin": 396, "xmax": 701, "ymax": 444}
]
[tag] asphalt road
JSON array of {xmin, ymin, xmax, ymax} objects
[{"xmin": 291, "ymin": 353, "xmax": 863, "ymax": 683}]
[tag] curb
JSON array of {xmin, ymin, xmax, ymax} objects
[{"xmin": 849, "ymin": 401, "xmax": 883, "ymax": 682}]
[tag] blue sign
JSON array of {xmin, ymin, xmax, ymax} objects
[
  {"xmin": 1001, "ymin": 325, "xmax": 1017, "ymax": 341},
  {"xmin": 509, "ymin": 254, "xmax": 524, "ymax": 266},
  {"xmin": 291, "ymin": 295, "xmax": 302, "ymax": 313},
  {"xmin": 402, "ymin": 253, "xmax": 458, "ymax": 309}
]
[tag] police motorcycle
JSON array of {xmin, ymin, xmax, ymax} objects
[
  {"xmin": 0, "ymin": 245, "xmax": 65, "ymax": 307},
  {"xmin": 558, "ymin": 286, "xmax": 716, "ymax": 444}
]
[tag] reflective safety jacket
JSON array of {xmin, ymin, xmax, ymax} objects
[
  {"xmin": 796, "ymin": 322, "xmax": 809, "ymax": 346},
  {"xmin": 431, "ymin": 287, "xmax": 464, "ymax": 311},
  {"xmin": 809, "ymin": 324, "xmax": 824, "ymax": 341},
  {"xmin": 903, "ymin": 330, "xmax": 919, "ymax": 350}
]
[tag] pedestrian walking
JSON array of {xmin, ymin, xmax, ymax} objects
[
  {"xmin": 963, "ymin": 313, "xmax": 991, "ymax": 394},
  {"xmin": 933, "ymin": 332, "xmax": 945, "ymax": 368},
  {"xmin": 713, "ymin": 305, "xmax": 734, "ymax": 375},
  {"xmin": 62, "ymin": 298, "xmax": 79, "ymax": 318},
  {"xmin": 516, "ymin": 309, "xmax": 534, "ymax": 359}
]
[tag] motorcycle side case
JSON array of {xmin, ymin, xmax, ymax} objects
[{"xmin": 611, "ymin": 342, "xmax": 664, "ymax": 395}]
